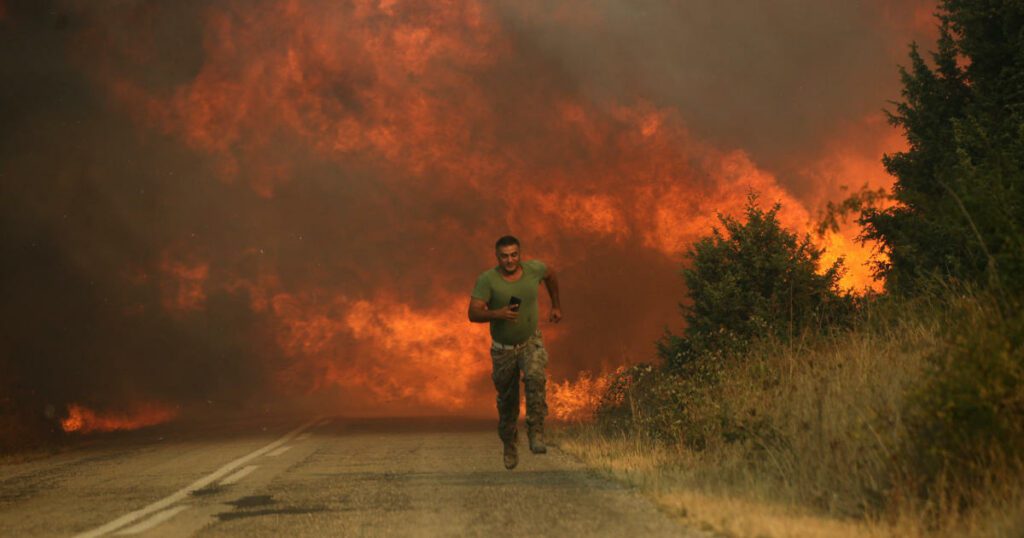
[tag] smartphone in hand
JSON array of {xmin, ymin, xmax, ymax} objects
[{"xmin": 508, "ymin": 296, "xmax": 522, "ymax": 312}]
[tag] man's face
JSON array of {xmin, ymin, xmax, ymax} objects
[{"xmin": 495, "ymin": 244, "xmax": 520, "ymax": 274}]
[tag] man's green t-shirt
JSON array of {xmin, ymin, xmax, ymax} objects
[{"xmin": 471, "ymin": 259, "xmax": 548, "ymax": 345}]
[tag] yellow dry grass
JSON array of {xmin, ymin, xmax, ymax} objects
[
  {"xmin": 557, "ymin": 427, "xmax": 1022, "ymax": 537},
  {"xmin": 553, "ymin": 296, "xmax": 1024, "ymax": 537}
]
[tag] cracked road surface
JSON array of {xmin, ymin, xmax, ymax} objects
[{"xmin": 0, "ymin": 416, "xmax": 699, "ymax": 537}]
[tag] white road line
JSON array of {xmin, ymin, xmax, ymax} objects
[
  {"xmin": 219, "ymin": 465, "xmax": 258, "ymax": 485},
  {"xmin": 113, "ymin": 506, "xmax": 189, "ymax": 536},
  {"xmin": 73, "ymin": 418, "xmax": 320, "ymax": 538},
  {"xmin": 296, "ymin": 433, "xmax": 311, "ymax": 441},
  {"xmin": 316, "ymin": 418, "xmax": 331, "ymax": 427},
  {"xmin": 267, "ymin": 445, "xmax": 292, "ymax": 457}
]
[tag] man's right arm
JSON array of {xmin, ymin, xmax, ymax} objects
[{"xmin": 468, "ymin": 298, "xmax": 518, "ymax": 323}]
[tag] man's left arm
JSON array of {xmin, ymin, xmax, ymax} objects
[{"xmin": 542, "ymin": 265, "xmax": 562, "ymax": 323}]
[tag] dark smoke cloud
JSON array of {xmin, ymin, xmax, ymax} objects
[
  {"xmin": 0, "ymin": 0, "xmax": 935, "ymax": 439},
  {"xmin": 497, "ymin": 0, "xmax": 936, "ymax": 195},
  {"xmin": 1, "ymin": 1, "xmax": 278, "ymax": 435}
]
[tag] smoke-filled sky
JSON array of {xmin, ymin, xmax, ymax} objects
[{"xmin": 0, "ymin": 0, "xmax": 936, "ymax": 427}]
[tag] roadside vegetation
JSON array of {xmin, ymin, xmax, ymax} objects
[
  {"xmin": 555, "ymin": 1, "xmax": 1024, "ymax": 536},
  {"xmin": 557, "ymin": 285, "xmax": 1023, "ymax": 537}
]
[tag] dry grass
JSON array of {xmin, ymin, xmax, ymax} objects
[
  {"xmin": 555, "ymin": 428, "xmax": 920, "ymax": 538},
  {"xmin": 553, "ymin": 295, "xmax": 1024, "ymax": 537}
]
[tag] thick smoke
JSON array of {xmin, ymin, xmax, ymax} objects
[{"xmin": 0, "ymin": 0, "xmax": 935, "ymax": 439}]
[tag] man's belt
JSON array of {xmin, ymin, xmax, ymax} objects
[{"xmin": 491, "ymin": 339, "xmax": 530, "ymax": 352}]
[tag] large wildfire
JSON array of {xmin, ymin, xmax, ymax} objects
[{"xmin": 0, "ymin": 0, "xmax": 936, "ymax": 436}]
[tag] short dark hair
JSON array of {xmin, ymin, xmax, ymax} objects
[{"xmin": 495, "ymin": 235, "xmax": 520, "ymax": 250}]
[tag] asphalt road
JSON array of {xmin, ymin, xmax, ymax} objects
[{"xmin": 0, "ymin": 416, "xmax": 700, "ymax": 537}]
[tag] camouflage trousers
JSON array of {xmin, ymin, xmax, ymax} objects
[{"xmin": 490, "ymin": 331, "xmax": 548, "ymax": 443}]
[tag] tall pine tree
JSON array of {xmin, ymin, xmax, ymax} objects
[{"xmin": 862, "ymin": 0, "xmax": 1024, "ymax": 294}]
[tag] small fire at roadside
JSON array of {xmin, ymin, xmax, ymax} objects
[
  {"xmin": 61, "ymin": 403, "xmax": 179, "ymax": 434},
  {"xmin": 549, "ymin": 371, "xmax": 617, "ymax": 422}
]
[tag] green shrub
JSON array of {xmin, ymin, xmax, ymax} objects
[
  {"xmin": 660, "ymin": 194, "xmax": 851, "ymax": 370},
  {"xmin": 599, "ymin": 195, "xmax": 856, "ymax": 449},
  {"xmin": 904, "ymin": 292, "xmax": 1024, "ymax": 504},
  {"xmin": 595, "ymin": 361, "xmax": 722, "ymax": 449}
]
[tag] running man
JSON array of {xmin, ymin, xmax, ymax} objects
[{"xmin": 468, "ymin": 235, "xmax": 561, "ymax": 470}]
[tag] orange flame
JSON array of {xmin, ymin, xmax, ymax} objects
[
  {"xmin": 61, "ymin": 403, "xmax": 178, "ymax": 434},
  {"xmin": 86, "ymin": 0, "xmax": 921, "ymax": 418},
  {"xmin": 801, "ymin": 115, "xmax": 906, "ymax": 291},
  {"xmin": 269, "ymin": 291, "xmax": 492, "ymax": 413},
  {"xmin": 103, "ymin": 0, "xmax": 893, "ymax": 293},
  {"xmin": 549, "ymin": 370, "xmax": 615, "ymax": 422}
]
